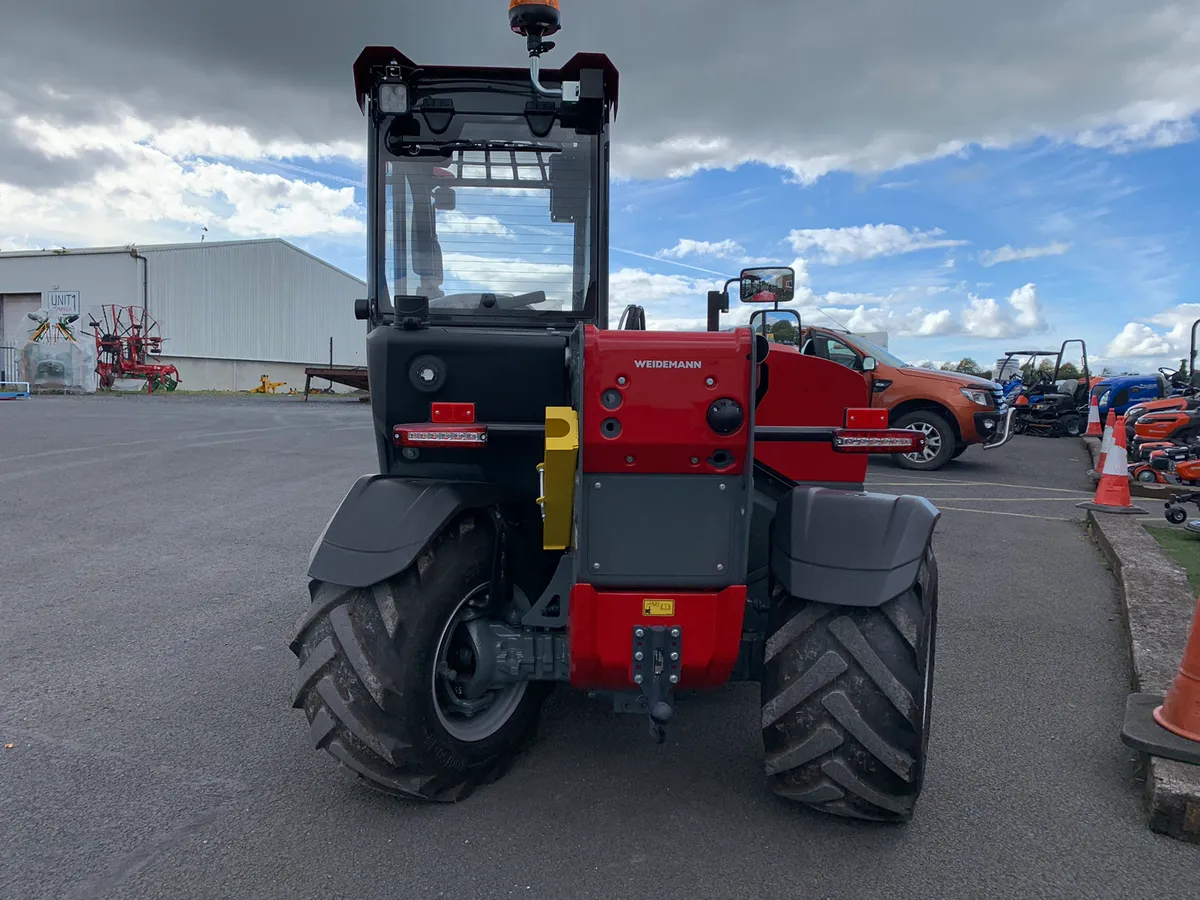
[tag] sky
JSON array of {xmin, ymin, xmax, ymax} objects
[{"xmin": 3, "ymin": 0, "xmax": 1200, "ymax": 374}]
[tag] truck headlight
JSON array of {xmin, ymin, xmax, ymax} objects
[{"xmin": 960, "ymin": 388, "xmax": 990, "ymax": 407}]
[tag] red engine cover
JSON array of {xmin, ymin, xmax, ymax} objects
[
  {"xmin": 754, "ymin": 346, "xmax": 871, "ymax": 485},
  {"xmin": 567, "ymin": 584, "xmax": 747, "ymax": 690},
  {"xmin": 581, "ymin": 325, "xmax": 754, "ymax": 475}
]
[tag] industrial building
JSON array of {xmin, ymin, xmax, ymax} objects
[{"xmin": 0, "ymin": 239, "xmax": 366, "ymax": 392}]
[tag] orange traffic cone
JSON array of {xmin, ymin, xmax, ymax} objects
[
  {"xmin": 1089, "ymin": 410, "xmax": 1115, "ymax": 479},
  {"xmin": 1085, "ymin": 391, "xmax": 1102, "ymax": 436},
  {"xmin": 1121, "ymin": 593, "xmax": 1200, "ymax": 765},
  {"xmin": 1077, "ymin": 414, "xmax": 1147, "ymax": 515}
]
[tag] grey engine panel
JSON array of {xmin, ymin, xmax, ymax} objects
[
  {"xmin": 579, "ymin": 473, "xmax": 748, "ymax": 590},
  {"xmin": 770, "ymin": 486, "xmax": 940, "ymax": 607}
]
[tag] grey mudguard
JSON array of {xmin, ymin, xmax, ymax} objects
[
  {"xmin": 770, "ymin": 486, "xmax": 940, "ymax": 607},
  {"xmin": 307, "ymin": 476, "xmax": 510, "ymax": 588}
]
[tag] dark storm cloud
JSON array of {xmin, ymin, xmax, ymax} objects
[
  {"xmin": 2, "ymin": 1, "xmax": 1198, "ymax": 180},
  {"xmin": 0, "ymin": 127, "xmax": 124, "ymax": 189}
]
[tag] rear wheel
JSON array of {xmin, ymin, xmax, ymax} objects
[
  {"xmin": 892, "ymin": 410, "xmax": 956, "ymax": 471},
  {"xmin": 289, "ymin": 512, "xmax": 549, "ymax": 801},
  {"xmin": 761, "ymin": 546, "xmax": 938, "ymax": 821}
]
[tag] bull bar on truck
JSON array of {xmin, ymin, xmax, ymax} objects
[{"xmin": 981, "ymin": 405, "xmax": 1018, "ymax": 451}]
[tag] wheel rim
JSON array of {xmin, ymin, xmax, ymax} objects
[
  {"xmin": 901, "ymin": 421, "xmax": 943, "ymax": 464},
  {"xmin": 431, "ymin": 584, "xmax": 528, "ymax": 743}
]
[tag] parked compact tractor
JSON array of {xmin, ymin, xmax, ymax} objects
[{"xmin": 290, "ymin": 1, "xmax": 941, "ymax": 822}]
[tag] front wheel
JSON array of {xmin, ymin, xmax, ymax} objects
[
  {"xmin": 289, "ymin": 512, "xmax": 549, "ymax": 801},
  {"xmin": 761, "ymin": 547, "xmax": 938, "ymax": 821},
  {"xmin": 892, "ymin": 410, "xmax": 956, "ymax": 471},
  {"xmin": 1060, "ymin": 413, "xmax": 1082, "ymax": 437},
  {"xmin": 1167, "ymin": 506, "xmax": 1188, "ymax": 524}
]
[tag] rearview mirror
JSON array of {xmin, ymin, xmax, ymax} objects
[
  {"xmin": 862, "ymin": 356, "xmax": 877, "ymax": 372},
  {"xmin": 740, "ymin": 266, "xmax": 795, "ymax": 304},
  {"xmin": 748, "ymin": 308, "xmax": 802, "ymax": 346},
  {"xmin": 431, "ymin": 185, "xmax": 456, "ymax": 211}
]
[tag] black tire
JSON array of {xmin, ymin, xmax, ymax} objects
[
  {"xmin": 289, "ymin": 512, "xmax": 549, "ymax": 801},
  {"xmin": 1167, "ymin": 506, "xmax": 1188, "ymax": 524},
  {"xmin": 891, "ymin": 410, "xmax": 956, "ymax": 471},
  {"xmin": 761, "ymin": 546, "xmax": 938, "ymax": 822},
  {"xmin": 1136, "ymin": 468, "xmax": 1160, "ymax": 484},
  {"xmin": 1060, "ymin": 413, "xmax": 1082, "ymax": 437}
]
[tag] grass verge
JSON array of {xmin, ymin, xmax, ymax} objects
[{"xmin": 1143, "ymin": 524, "xmax": 1200, "ymax": 594}]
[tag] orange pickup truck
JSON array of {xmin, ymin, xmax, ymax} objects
[{"xmin": 797, "ymin": 326, "xmax": 1016, "ymax": 470}]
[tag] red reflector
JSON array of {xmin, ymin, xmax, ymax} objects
[
  {"xmin": 832, "ymin": 428, "xmax": 925, "ymax": 454},
  {"xmin": 431, "ymin": 402, "xmax": 475, "ymax": 424},
  {"xmin": 394, "ymin": 424, "xmax": 488, "ymax": 447},
  {"xmin": 844, "ymin": 407, "xmax": 888, "ymax": 429}
]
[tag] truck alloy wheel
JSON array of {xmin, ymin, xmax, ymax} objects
[{"xmin": 891, "ymin": 411, "xmax": 954, "ymax": 470}]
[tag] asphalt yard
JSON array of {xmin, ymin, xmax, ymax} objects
[{"xmin": 1, "ymin": 398, "xmax": 1195, "ymax": 900}]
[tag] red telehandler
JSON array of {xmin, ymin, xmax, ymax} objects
[{"xmin": 290, "ymin": 0, "xmax": 941, "ymax": 822}]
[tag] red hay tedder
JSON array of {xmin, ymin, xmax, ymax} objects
[{"xmin": 88, "ymin": 304, "xmax": 181, "ymax": 392}]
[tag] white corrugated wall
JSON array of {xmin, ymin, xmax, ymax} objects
[{"xmin": 144, "ymin": 241, "xmax": 367, "ymax": 366}]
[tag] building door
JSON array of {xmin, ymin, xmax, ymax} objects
[{"xmin": 1, "ymin": 293, "xmax": 41, "ymax": 346}]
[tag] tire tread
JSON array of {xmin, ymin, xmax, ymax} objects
[{"xmin": 761, "ymin": 547, "xmax": 937, "ymax": 822}]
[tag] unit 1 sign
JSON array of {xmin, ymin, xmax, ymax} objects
[{"xmin": 47, "ymin": 291, "xmax": 80, "ymax": 316}]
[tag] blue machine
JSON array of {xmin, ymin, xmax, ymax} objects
[{"xmin": 1089, "ymin": 373, "xmax": 1178, "ymax": 419}]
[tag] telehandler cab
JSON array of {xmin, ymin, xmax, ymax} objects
[{"xmin": 290, "ymin": 0, "xmax": 942, "ymax": 822}]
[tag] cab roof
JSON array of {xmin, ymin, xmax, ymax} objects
[{"xmin": 352, "ymin": 46, "xmax": 620, "ymax": 117}]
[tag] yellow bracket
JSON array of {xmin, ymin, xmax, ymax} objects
[{"xmin": 537, "ymin": 406, "xmax": 578, "ymax": 550}]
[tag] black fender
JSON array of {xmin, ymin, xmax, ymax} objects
[
  {"xmin": 307, "ymin": 476, "xmax": 513, "ymax": 588},
  {"xmin": 769, "ymin": 486, "xmax": 940, "ymax": 607}
]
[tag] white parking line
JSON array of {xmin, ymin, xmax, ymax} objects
[
  {"xmin": 867, "ymin": 478, "xmax": 1093, "ymax": 494},
  {"xmin": 935, "ymin": 506, "xmax": 1072, "ymax": 522}
]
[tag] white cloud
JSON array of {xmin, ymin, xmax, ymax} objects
[
  {"xmin": 1106, "ymin": 323, "xmax": 1173, "ymax": 358},
  {"xmin": 1103, "ymin": 303, "xmax": 1200, "ymax": 361},
  {"xmin": 658, "ymin": 239, "xmax": 744, "ymax": 260},
  {"xmin": 786, "ymin": 224, "xmax": 969, "ymax": 265},
  {"xmin": 0, "ymin": 111, "xmax": 364, "ymax": 247},
  {"xmin": 961, "ymin": 283, "xmax": 1048, "ymax": 338},
  {"xmin": 978, "ymin": 241, "xmax": 1071, "ymax": 266}
]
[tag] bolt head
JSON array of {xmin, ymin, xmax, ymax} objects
[
  {"xmin": 634, "ymin": 651, "xmax": 643, "ymax": 661},
  {"xmin": 705, "ymin": 377, "xmax": 714, "ymax": 387},
  {"xmin": 592, "ymin": 562, "xmax": 600, "ymax": 571},
  {"xmin": 717, "ymin": 563, "xmax": 725, "ymax": 572},
  {"xmin": 719, "ymin": 483, "xmax": 726, "ymax": 491},
  {"xmin": 617, "ymin": 376, "xmax": 627, "ymax": 386},
  {"xmin": 690, "ymin": 456, "xmax": 699, "ymax": 464},
  {"xmin": 635, "ymin": 627, "xmax": 645, "ymax": 638},
  {"xmin": 625, "ymin": 455, "xmax": 634, "ymax": 464},
  {"xmin": 669, "ymin": 674, "xmax": 679, "ymax": 684},
  {"xmin": 670, "ymin": 627, "xmax": 680, "ymax": 638},
  {"xmin": 670, "ymin": 651, "xmax": 679, "ymax": 661},
  {"xmin": 594, "ymin": 481, "xmax": 601, "ymax": 489},
  {"xmin": 634, "ymin": 674, "xmax": 643, "ymax": 684}
]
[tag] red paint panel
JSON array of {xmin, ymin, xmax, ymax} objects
[
  {"xmin": 754, "ymin": 347, "xmax": 871, "ymax": 484},
  {"xmin": 567, "ymin": 584, "xmax": 747, "ymax": 690},
  {"xmin": 581, "ymin": 325, "xmax": 754, "ymax": 474}
]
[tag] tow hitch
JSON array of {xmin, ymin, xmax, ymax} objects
[{"xmin": 632, "ymin": 625, "xmax": 682, "ymax": 743}]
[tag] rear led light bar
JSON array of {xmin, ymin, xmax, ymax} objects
[
  {"xmin": 394, "ymin": 424, "xmax": 488, "ymax": 447},
  {"xmin": 831, "ymin": 429, "xmax": 925, "ymax": 454}
]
